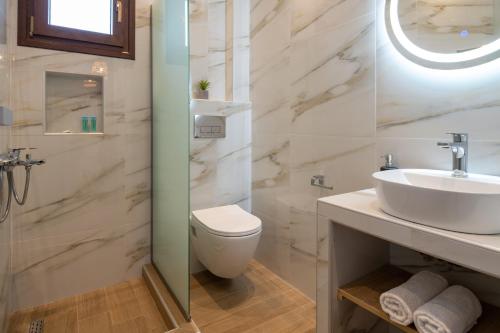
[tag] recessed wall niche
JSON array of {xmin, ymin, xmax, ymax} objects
[{"xmin": 45, "ymin": 71, "xmax": 104, "ymax": 134}]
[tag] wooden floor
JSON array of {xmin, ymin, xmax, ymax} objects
[
  {"xmin": 8, "ymin": 278, "xmax": 168, "ymax": 333},
  {"xmin": 190, "ymin": 260, "xmax": 316, "ymax": 333},
  {"xmin": 9, "ymin": 260, "xmax": 315, "ymax": 333}
]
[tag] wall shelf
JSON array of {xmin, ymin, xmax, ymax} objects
[
  {"xmin": 45, "ymin": 71, "xmax": 104, "ymax": 135},
  {"xmin": 190, "ymin": 99, "xmax": 251, "ymax": 116},
  {"xmin": 337, "ymin": 265, "xmax": 500, "ymax": 333}
]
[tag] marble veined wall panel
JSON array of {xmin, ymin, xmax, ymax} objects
[
  {"xmin": 190, "ymin": 100, "xmax": 252, "ymax": 212},
  {"xmin": 251, "ymin": 0, "xmax": 377, "ymax": 301},
  {"xmin": 7, "ymin": 0, "xmax": 153, "ymax": 310}
]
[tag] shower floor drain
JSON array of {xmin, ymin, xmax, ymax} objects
[{"xmin": 28, "ymin": 319, "xmax": 44, "ymax": 333}]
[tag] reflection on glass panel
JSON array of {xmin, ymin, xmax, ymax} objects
[{"xmin": 49, "ymin": 0, "xmax": 113, "ymax": 34}]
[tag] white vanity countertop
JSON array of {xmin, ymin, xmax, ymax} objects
[{"xmin": 318, "ymin": 189, "xmax": 500, "ymax": 278}]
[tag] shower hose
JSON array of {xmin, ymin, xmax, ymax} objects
[{"xmin": 0, "ymin": 165, "xmax": 32, "ymax": 223}]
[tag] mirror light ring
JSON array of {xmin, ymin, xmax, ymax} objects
[{"xmin": 386, "ymin": 0, "xmax": 500, "ymax": 69}]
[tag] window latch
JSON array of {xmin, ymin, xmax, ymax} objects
[{"xmin": 116, "ymin": 1, "xmax": 123, "ymax": 23}]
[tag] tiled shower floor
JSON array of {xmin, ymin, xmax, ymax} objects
[{"xmin": 8, "ymin": 278, "xmax": 167, "ymax": 333}]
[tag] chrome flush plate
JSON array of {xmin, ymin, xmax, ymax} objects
[{"xmin": 193, "ymin": 115, "xmax": 226, "ymax": 139}]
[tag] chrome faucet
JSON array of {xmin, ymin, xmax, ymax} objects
[
  {"xmin": 1, "ymin": 148, "xmax": 45, "ymax": 169},
  {"xmin": 0, "ymin": 148, "xmax": 46, "ymax": 223},
  {"xmin": 437, "ymin": 133, "xmax": 468, "ymax": 178}
]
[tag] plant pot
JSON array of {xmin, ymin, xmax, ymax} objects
[{"xmin": 198, "ymin": 90, "xmax": 209, "ymax": 100}]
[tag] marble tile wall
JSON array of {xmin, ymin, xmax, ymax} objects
[
  {"xmin": 190, "ymin": 0, "xmax": 210, "ymax": 98},
  {"xmin": 5, "ymin": 0, "xmax": 153, "ymax": 311},
  {"xmin": 190, "ymin": 99, "xmax": 252, "ymax": 215},
  {"xmin": 190, "ymin": 0, "xmax": 227, "ymax": 100},
  {"xmin": 190, "ymin": 0, "xmax": 250, "ymax": 102},
  {"xmin": 230, "ymin": 0, "xmax": 250, "ymax": 101},
  {"xmin": 189, "ymin": 1, "xmax": 251, "ymax": 273},
  {"xmin": 251, "ymin": 0, "xmax": 377, "ymax": 301},
  {"xmin": 207, "ymin": 0, "xmax": 227, "ymax": 100}
]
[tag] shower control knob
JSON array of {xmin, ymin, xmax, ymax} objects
[{"xmin": 8, "ymin": 148, "xmax": 25, "ymax": 160}]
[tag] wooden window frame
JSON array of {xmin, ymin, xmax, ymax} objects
[{"xmin": 18, "ymin": 0, "xmax": 135, "ymax": 60}]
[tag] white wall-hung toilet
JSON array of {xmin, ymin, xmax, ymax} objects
[{"xmin": 191, "ymin": 205, "xmax": 262, "ymax": 279}]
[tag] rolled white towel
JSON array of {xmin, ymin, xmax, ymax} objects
[
  {"xmin": 414, "ymin": 285, "xmax": 482, "ymax": 333},
  {"xmin": 379, "ymin": 271, "xmax": 448, "ymax": 326}
]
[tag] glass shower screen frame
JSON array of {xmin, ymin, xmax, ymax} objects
[{"xmin": 151, "ymin": 0, "xmax": 190, "ymax": 318}]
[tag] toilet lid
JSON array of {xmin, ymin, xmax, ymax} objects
[{"xmin": 192, "ymin": 205, "xmax": 262, "ymax": 237}]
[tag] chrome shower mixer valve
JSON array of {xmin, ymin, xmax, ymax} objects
[{"xmin": 0, "ymin": 147, "xmax": 46, "ymax": 223}]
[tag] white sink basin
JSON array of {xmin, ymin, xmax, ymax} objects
[{"xmin": 373, "ymin": 169, "xmax": 500, "ymax": 234}]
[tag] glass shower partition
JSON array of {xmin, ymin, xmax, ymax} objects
[
  {"xmin": 0, "ymin": 0, "xmax": 12, "ymax": 330},
  {"xmin": 151, "ymin": 0, "xmax": 190, "ymax": 317}
]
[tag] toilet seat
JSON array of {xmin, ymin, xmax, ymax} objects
[{"xmin": 192, "ymin": 205, "xmax": 261, "ymax": 237}]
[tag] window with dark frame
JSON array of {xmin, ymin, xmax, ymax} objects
[{"xmin": 18, "ymin": 0, "xmax": 135, "ymax": 60}]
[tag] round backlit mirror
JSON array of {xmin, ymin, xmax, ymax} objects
[{"xmin": 385, "ymin": 0, "xmax": 500, "ymax": 69}]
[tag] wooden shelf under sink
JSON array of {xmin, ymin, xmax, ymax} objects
[{"xmin": 337, "ymin": 265, "xmax": 500, "ymax": 333}]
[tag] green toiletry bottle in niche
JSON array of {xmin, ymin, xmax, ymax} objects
[
  {"xmin": 81, "ymin": 116, "xmax": 89, "ymax": 132},
  {"xmin": 91, "ymin": 116, "xmax": 97, "ymax": 132}
]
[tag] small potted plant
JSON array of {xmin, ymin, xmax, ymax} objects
[{"xmin": 197, "ymin": 80, "xmax": 210, "ymax": 99}]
